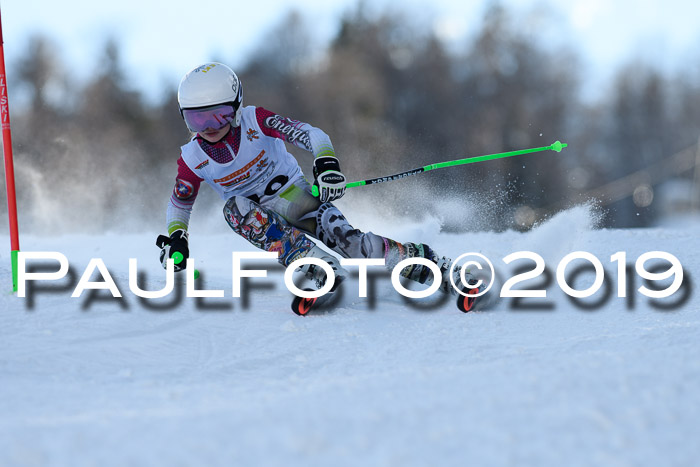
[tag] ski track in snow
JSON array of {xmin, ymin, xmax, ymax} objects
[{"xmin": 1, "ymin": 206, "xmax": 699, "ymax": 467}]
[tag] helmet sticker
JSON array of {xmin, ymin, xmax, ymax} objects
[{"xmin": 194, "ymin": 63, "xmax": 217, "ymax": 74}]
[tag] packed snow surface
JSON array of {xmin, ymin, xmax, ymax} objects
[{"xmin": 1, "ymin": 206, "xmax": 698, "ymax": 466}]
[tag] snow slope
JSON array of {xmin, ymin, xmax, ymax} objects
[{"xmin": 1, "ymin": 206, "xmax": 699, "ymax": 467}]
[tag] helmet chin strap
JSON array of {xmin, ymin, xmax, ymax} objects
[
  {"xmin": 231, "ymin": 81, "xmax": 243, "ymax": 127},
  {"xmin": 233, "ymin": 105, "xmax": 242, "ymax": 127}
]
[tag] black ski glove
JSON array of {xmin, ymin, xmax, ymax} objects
[
  {"xmin": 156, "ymin": 229, "xmax": 189, "ymax": 272},
  {"xmin": 313, "ymin": 156, "xmax": 346, "ymax": 202}
]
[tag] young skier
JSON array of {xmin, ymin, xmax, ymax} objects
[{"xmin": 157, "ymin": 62, "xmax": 481, "ymax": 314}]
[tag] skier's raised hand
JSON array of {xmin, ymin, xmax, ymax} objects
[
  {"xmin": 156, "ymin": 229, "xmax": 190, "ymax": 272},
  {"xmin": 313, "ymin": 156, "xmax": 346, "ymax": 202}
]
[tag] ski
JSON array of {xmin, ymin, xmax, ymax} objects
[
  {"xmin": 456, "ymin": 282, "xmax": 498, "ymax": 312},
  {"xmin": 291, "ymin": 291, "xmax": 315, "ymax": 316},
  {"xmin": 291, "ymin": 277, "xmax": 496, "ymax": 315},
  {"xmin": 290, "ymin": 278, "xmax": 344, "ymax": 316},
  {"xmin": 456, "ymin": 288, "xmax": 482, "ymax": 312}
]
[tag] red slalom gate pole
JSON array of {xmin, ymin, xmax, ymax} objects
[{"xmin": 0, "ymin": 8, "xmax": 20, "ymax": 293}]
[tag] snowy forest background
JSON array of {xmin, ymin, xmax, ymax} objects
[{"xmin": 4, "ymin": 3, "xmax": 700, "ymax": 234}]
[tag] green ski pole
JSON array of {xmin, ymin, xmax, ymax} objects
[{"xmin": 312, "ymin": 141, "xmax": 568, "ymax": 197}]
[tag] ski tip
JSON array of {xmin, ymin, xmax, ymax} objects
[
  {"xmin": 292, "ymin": 296, "xmax": 317, "ymax": 316},
  {"xmin": 550, "ymin": 141, "xmax": 568, "ymax": 153},
  {"xmin": 294, "ymin": 298, "xmax": 316, "ymax": 316},
  {"xmin": 456, "ymin": 289, "xmax": 478, "ymax": 313}
]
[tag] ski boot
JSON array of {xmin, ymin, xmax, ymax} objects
[
  {"xmin": 291, "ymin": 245, "xmax": 348, "ymax": 316},
  {"xmin": 386, "ymin": 241, "xmax": 488, "ymax": 312},
  {"xmin": 418, "ymin": 253, "xmax": 485, "ymax": 312},
  {"xmin": 439, "ymin": 258, "xmax": 486, "ymax": 312}
]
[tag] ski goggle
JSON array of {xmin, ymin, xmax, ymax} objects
[{"xmin": 182, "ymin": 104, "xmax": 237, "ymax": 132}]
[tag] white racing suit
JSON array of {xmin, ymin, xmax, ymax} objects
[{"xmin": 166, "ymin": 105, "xmax": 444, "ymax": 286}]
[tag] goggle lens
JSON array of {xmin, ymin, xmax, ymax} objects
[{"xmin": 182, "ymin": 104, "xmax": 236, "ymax": 132}]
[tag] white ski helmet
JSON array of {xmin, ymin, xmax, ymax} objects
[{"xmin": 177, "ymin": 62, "xmax": 243, "ymax": 127}]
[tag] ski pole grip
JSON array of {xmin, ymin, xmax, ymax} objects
[
  {"xmin": 171, "ymin": 251, "xmax": 199, "ymax": 279},
  {"xmin": 172, "ymin": 252, "xmax": 184, "ymax": 265}
]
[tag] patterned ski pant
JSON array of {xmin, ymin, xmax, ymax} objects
[
  {"xmin": 223, "ymin": 178, "xmax": 388, "ymax": 264},
  {"xmin": 223, "ymin": 178, "xmax": 443, "ymax": 285}
]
